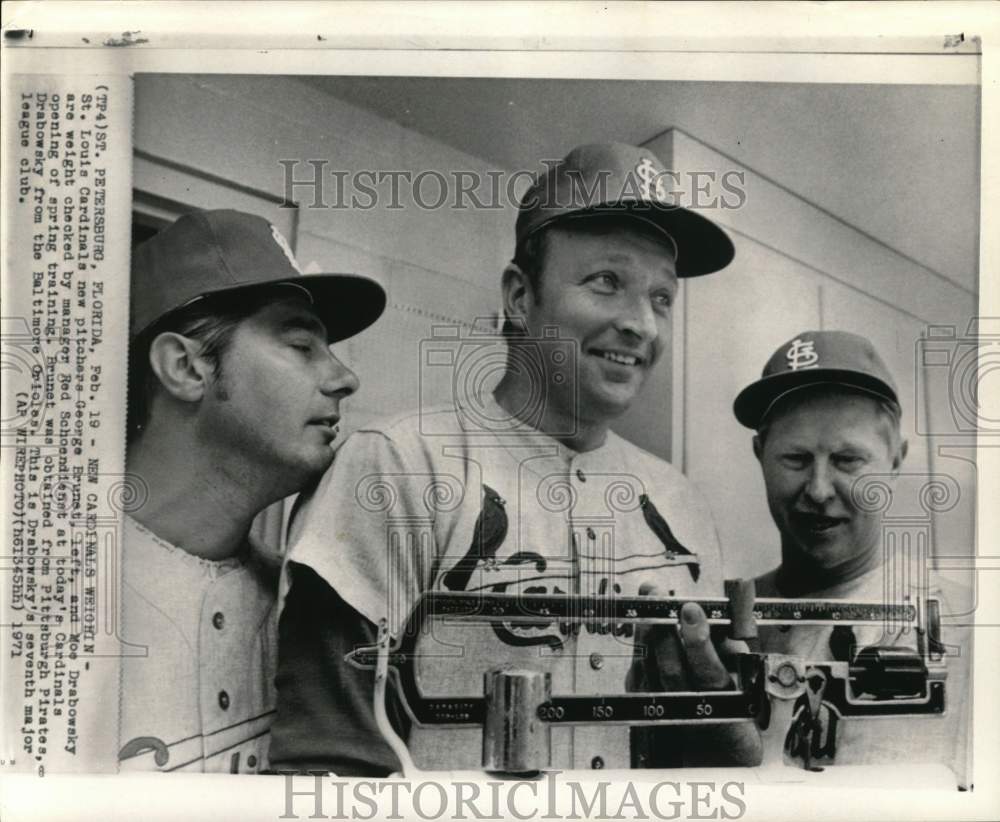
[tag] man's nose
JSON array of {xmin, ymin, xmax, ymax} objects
[
  {"xmin": 803, "ymin": 459, "xmax": 836, "ymax": 505},
  {"xmin": 320, "ymin": 349, "xmax": 360, "ymax": 398},
  {"xmin": 617, "ymin": 295, "xmax": 660, "ymax": 342}
]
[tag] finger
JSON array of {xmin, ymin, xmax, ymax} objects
[
  {"xmin": 679, "ymin": 602, "xmax": 734, "ymax": 689},
  {"xmin": 636, "ymin": 583, "xmax": 686, "ymax": 690},
  {"xmin": 633, "ymin": 584, "xmax": 661, "ymax": 689},
  {"xmin": 625, "ymin": 654, "xmax": 645, "ymax": 691},
  {"xmin": 716, "ymin": 637, "xmax": 750, "ymax": 669},
  {"xmin": 626, "ymin": 639, "xmax": 659, "ymax": 692},
  {"xmin": 627, "ymin": 624, "xmax": 651, "ymax": 691},
  {"xmin": 651, "ymin": 623, "xmax": 686, "ymax": 690},
  {"xmin": 632, "ymin": 619, "xmax": 686, "ymax": 691}
]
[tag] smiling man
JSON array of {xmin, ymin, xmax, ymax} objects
[
  {"xmin": 112, "ymin": 210, "xmax": 385, "ymax": 773},
  {"xmin": 497, "ymin": 219, "xmax": 677, "ymax": 448},
  {"xmin": 273, "ymin": 143, "xmax": 760, "ymax": 774},
  {"xmin": 734, "ymin": 331, "xmax": 971, "ymax": 779},
  {"xmin": 734, "ymin": 332, "xmax": 909, "ymax": 597}
]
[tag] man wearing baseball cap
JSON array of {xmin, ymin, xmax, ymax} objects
[
  {"xmin": 272, "ymin": 143, "xmax": 761, "ymax": 774},
  {"xmin": 105, "ymin": 209, "xmax": 385, "ymax": 773},
  {"xmin": 735, "ymin": 330, "xmax": 970, "ymax": 780}
]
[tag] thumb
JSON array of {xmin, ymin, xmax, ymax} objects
[{"xmin": 679, "ymin": 602, "xmax": 735, "ymax": 689}]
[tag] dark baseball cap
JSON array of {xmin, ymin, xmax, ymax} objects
[
  {"xmin": 733, "ymin": 330, "xmax": 899, "ymax": 429},
  {"xmin": 515, "ymin": 142, "xmax": 735, "ymax": 277},
  {"xmin": 130, "ymin": 209, "xmax": 386, "ymax": 342}
]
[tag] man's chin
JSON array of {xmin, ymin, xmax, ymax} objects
[
  {"xmin": 293, "ymin": 450, "xmax": 336, "ymax": 485},
  {"xmin": 788, "ymin": 534, "xmax": 852, "ymax": 570},
  {"xmin": 582, "ymin": 386, "xmax": 640, "ymax": 421},
  {"xmin": 313, "ymin": 449, "xmax": 337, "ymax": 474}
]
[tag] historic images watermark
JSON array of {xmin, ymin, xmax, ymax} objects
[
  {"xmin": 279, "ymin": 772, "xmax": 748, "ymax": 821},
  {"xmin": 911, "ymin": 317, "xmax": 997, "ymax": 628},
  {"xmin": 915, "ymin": 318, "xmax": 1000, "ymax": 438},
  {"xmin": 278, "ymin": 160, "xmax": 748, "ymax": 212},
  {"xmin": 418, "ymin": 321, "xmax": 579, "ymax": 439}
]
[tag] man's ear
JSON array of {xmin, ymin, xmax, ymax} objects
[
  {"xmin": 752, "ymin": 434, "xmax": 764, "ymax": 463},
  {"xmin": 892, "ymin": 438, "xmax": 909, "ymax": 473},
  {"xmin": 501, "ymin": 263, "xmax": 533, "ymax": 328},
  {"xmin": 147, "ymin": 332, "xmax": 212, "ymax": 403}
]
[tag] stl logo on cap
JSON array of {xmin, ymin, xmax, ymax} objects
[
  {"xmin": 635, "ymin": 157, "xmax": 668, "ymax": 202},
  {"xmin": 270, "ymin": 223, "xmax": 304, "ymax": 275},
  {"xmin": 786, "ymin": 338, "xmax": 820, "ymax": 371}
]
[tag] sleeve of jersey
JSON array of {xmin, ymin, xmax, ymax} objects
[{"xmin": 283, "ymin": 430, "xmax": 436, "ymax": 634}]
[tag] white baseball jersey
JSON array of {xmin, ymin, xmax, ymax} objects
[
  {"xmin": 285, "ymin": 395, "xmax": 724, "ymax": 770},
  {"xmin": 116, "ymin": 516, "xmax": 279, "ymax": 772}
]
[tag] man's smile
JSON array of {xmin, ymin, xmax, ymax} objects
[
  {"xmin": 588, "ymin": 347, "xmax": 646, "ymax": 367},
  {"xmin": 791, "ymin": 511, "xmax": 849, "ymax": 535}
]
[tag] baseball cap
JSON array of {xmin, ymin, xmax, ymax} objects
[
  {"xmin": 515, "ymin": 142, "xmax": 734, "ymax": 277},
  {"xmin": 733, "ymin": 330, "xmax": 899, "ymax": 429},
  {"xmin": 130, "ymin": 209, "xmax": 386, "ymax": 342}
]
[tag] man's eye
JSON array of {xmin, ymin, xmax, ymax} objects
[
  {"xmin": 835, "ymin": 455, "xmax": 865, "ymax": 469},
  {"xmin": 780, "ymin": 454, "xmax": 809, "ymax": 468},
  {"xmin": 589, "ymin": 273, "xmax": 619, "ymax": 291},
  {"xmin": 652, "ymin": 291, "xmax": 673, "ymax": 309}
]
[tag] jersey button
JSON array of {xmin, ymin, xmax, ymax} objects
[
  {"xmin": 576, "ymin": 469, "xmax": 586, "ymax": 482},
  {"xmin": 218, "ymin": 690, "xmax": 230, "ymax": 710},
  {"xmin": 591, "ymin": 756, "xmax": 604, "ymax": 769},
  {"xmin": 212, "ymin": 611, "xmax": 225, "ymax": 630},
  {"xmin": 589, "ymin": 652, "xmax": 604, "ymax": 670}
]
